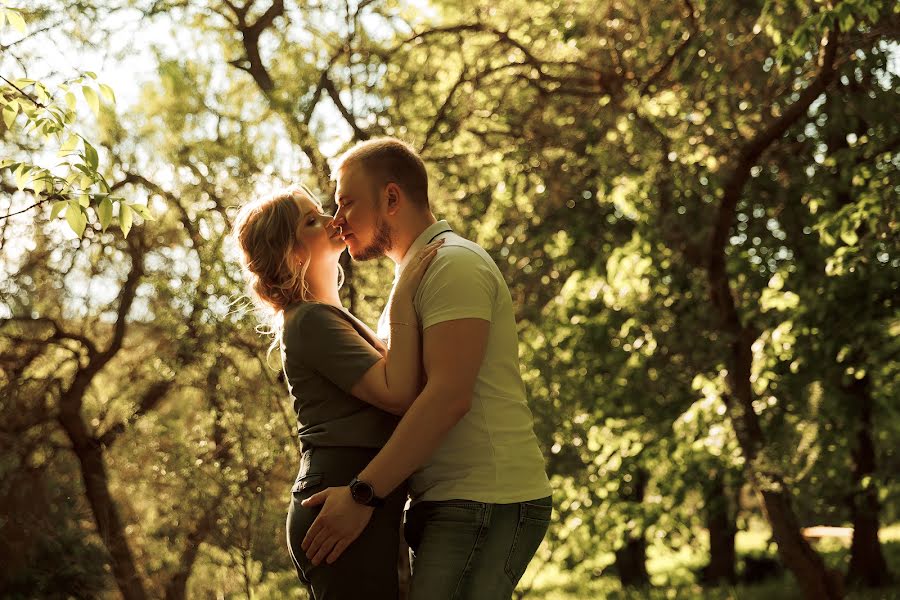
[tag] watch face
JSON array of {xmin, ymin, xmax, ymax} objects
[{"xmin": 351, "ymin": 481, "xmax": 374, "ymax": 504}]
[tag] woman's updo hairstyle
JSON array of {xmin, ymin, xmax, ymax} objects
[{"xmin": 232, "ymin": 184, "xmax": 342, "ymax": 360}]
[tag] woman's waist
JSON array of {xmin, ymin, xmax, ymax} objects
[{"xmin": 295, "ymin": 445, "xmax": 382, "ymax": 481}]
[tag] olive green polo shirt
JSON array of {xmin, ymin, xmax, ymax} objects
[
  {"xmin": 377, "ymin": 221, "xmax": 552, "ymax": 504},
  {"xmin": 281, "ymin": 302, "xmax": 399, "ymax": 451}
]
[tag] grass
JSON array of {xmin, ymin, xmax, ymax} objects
[{"xmin": 515, "ymin": 524, "xmax": 900, "ymax": 600}]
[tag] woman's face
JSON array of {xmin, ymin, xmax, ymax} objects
[{"xmin": 293, "ymin": 192, "xmax": 344, "ymax": 268}]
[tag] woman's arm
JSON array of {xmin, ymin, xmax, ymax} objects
[{"xmin": 349, "ymin": 239, "xmax": 443, "ymax": 415}]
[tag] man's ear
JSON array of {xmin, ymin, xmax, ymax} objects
[{"xmin": 385, "ymin": 183, "xmax": 401, "ymax": 215}]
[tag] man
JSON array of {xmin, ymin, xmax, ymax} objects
[{"xmin": 301, "ymin": 137, "xmax": 552, "ymax": 599}]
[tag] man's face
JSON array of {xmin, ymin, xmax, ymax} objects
[{"xmin": 333, "ymin": 165, "xmax": 393, "ymax": 261}]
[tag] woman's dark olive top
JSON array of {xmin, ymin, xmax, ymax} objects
[{"xmin": 280, "ymin": 302, "xmax": 400, "ymax": 451}]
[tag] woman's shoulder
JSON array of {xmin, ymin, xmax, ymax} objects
[{"xmin": 283, "ymin": 302, "xmax": 349, "ymax": 340}]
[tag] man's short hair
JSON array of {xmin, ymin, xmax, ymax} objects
[{"xmin": 335, "ymin": 137, "xmax": 429, "ymax": 209}]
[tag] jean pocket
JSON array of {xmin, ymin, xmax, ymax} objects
[
  {"xmin": 522, "ymin": 498, "xmax": 553, "ymax": 523},
  {"xmin": 504, "ymin": 502, "xmax": 552, "ymax": 585},
  {"xmin": 291, "ymin": 473, "xmax": 324, "ymax": 495}
]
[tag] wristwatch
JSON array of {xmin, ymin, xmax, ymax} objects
[{"xmin": 349, "ymin": 477, "xmax": 385, "ymax": 507}]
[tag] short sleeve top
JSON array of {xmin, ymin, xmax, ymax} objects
[{"xmin": 280, "ymin": 302, "xmax": 399, "ymax": 451}]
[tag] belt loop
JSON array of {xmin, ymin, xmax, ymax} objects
[{"xmin": 300, "ymin": 447, "xmax": 312, "ymax": 477}]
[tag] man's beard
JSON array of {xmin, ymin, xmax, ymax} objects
[{"xmin": 354, "ymin": 217, "xmax": 393, "ymax": 261}]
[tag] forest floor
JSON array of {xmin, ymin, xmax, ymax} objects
[{"xmin": 514, "ymin": 523, "xmax": 900, "ymax": 599}]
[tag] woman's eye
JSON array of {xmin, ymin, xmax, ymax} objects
[{"xmin": 307, "ymin": 218, "xmax": 316, "ymax": 225}]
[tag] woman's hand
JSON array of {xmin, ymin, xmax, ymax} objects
[{"xmin": 392, "ymin": 239, "xmax": 444, "ymax": 321}]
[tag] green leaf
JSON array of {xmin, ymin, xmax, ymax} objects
[
  {"xmin": 59, "ymin": 134, "xmax": 79, "ymax": 156},
  {"xmin": 129, "ymin": 203, "xmax": 155, "ymax": 221},
  {"xmin": 84, "ymin": 71, "xmax": 98, "ymax": 80},
  {"xmin": 840, "ymin": 229, "xmax": 859, "ymax": 246},
  {"xmin": 98, "ymin": 83, "xmax": 116, "ymax": 104},
  {"xmin": 2, "ymin": 104, "xmax": 17, "ymax": 128},
  {"xmin": 32, "ymin": 176, "xmax": 45, "ymax": 195},
  {"xmin": 7, "ymin": 9, "xmax": 26, "ymax": 34},
  {"xmin": 83, "ymin": 141, "xmax": 99, "ymax": 171},
  {"xmin": 73, "ymin": 163, "xmax": 91, "ymax": 175},
  {"xmin": 98, "ymin": 197, "xmax": 113, "ymax": 231},
  {"xmin": 82, "ymin": 86, "xmax": 100, "ymax": 116},
  {"xmin": 50, "ymin": 200, "xmax": 67, "ymax": 219},
  {"xmin": 66, "ymin": 202, "xmax": 87, "ymax": 237},
  {"xmin": 840, "ymin": 13, "xmax": 855, "ymax": 32},
  {"xmin": 14, "ymin": 163, "xmax": 31, "ymax": 191},
  {"xmin": 78, "ymin": 193, "xmax": 90, "ymax": 208},
  {"xmin": 119, "ymin": 203, "xmax": 133, "ymax": 237},
  {"xmin": 64, "ymin": 91, "xmax": 77, "ymax": 111}
]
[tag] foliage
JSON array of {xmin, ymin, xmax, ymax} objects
[
  {"xmin": 0, "ymin": 4, "xmax": 152, "ymax": 237},
  {"xmin": 1, "ymin": 0, "xmax": 898, "ymax": 597}
]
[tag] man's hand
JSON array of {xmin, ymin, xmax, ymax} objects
[{"xmin": 300, "ymin": 486, "xmax": 374, "ymax": 565}]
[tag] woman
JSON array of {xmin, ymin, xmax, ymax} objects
[{"xmin": 232, "ymin": 184, "xmax": 442, "ymax": 599}]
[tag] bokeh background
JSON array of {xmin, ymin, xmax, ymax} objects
[{"xmin": 1, "ymin": 1, "xmax": 898, "ymax": 598}]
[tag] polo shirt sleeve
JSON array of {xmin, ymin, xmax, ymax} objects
[
  {"xmin": 415, "ymin": 245, "xmax": 497, "ymax": 330},
  {"xmin": 292, "ymin": 305, "xmax": 383, "ymax": 394}
]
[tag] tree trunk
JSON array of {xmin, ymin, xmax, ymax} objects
[
  {"xmin": 614, "ymin": 468, "xmax": 649, "ymax": 588},
  {"xmin": 718, "ymin": 330, "xmax": 842, "ymax": 600},
  {"xmin": 164, "ymin": 499, "xmax": 223, "ymax": 600},
  {"xmin": 65, "ymin": 433, "xmax": 149, "ymax": 600},
  {"xmin": 702, "ymin": 468, "xmax": 737, "ymax": 583},
  {"xmin": 846, "ymin": 375, "xmax": 891, "ymax": 587},
  {"xmin": 700, "ymin": 23, "xmax": 842, "ymax": 599},
  {"xmin": 615, "ymin": 536, "xmax": 649, "ymax": 588},
  {"xmin": 53, "ymin": 249, "xmax": 149, "ymax": 600}
]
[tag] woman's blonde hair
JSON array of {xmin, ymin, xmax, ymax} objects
[{"xmin": 232, "ymin": 184, "xmax": 343, "ymax": 360}]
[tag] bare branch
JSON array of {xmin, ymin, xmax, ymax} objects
[{"xmin": 322, "ymin": 73, "xmax": 370, "ymax": 141}]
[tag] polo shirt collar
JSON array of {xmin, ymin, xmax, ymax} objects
[{"xmin": 395, "ymin": 220, "xmax": 453, "ymax": 278}]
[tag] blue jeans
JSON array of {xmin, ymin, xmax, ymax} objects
[{"xmin": 404, "ymin": 496, "xmax": 552, "ymax": 600}]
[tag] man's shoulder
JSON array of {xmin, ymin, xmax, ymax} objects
[{"xmin": 434, "ymin": 234, "xmax": 495, "ymax": 269}]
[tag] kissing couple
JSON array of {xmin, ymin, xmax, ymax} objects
[{"xmin": 233, "ymin": 137, "xmax": 552, "ymax": 599}]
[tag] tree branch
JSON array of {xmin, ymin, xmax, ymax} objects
[
  {"xmin": 639, "ymin": 0, "xmax": 698, "ymax": 96},
  {"xmin": 322, "ymin": 73, "xmax": 370, "ymax": 141},
  {"xmin": 711, "ymin": 25, "xmax": 840, "ymax": 274}
]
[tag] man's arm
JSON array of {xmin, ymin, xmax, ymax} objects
[
  {"xmin": 300, "ymin": 318, "xmax": 489, "ymax": 565},
  {"xmin": 356, "ymin": 317, "xmax": 489, "ymax": 495}
]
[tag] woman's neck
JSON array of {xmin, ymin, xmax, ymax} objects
[{"xmin": 304, "ymin": 265, "xmax": 343, "ymax": 308}]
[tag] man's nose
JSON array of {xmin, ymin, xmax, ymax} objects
[{"xmin": 331, "ymin": 208, "xmax": 345, "ymax": 228}]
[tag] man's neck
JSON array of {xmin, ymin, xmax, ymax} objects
[{"xmin": 386, "ymin": 212, "xmax": 438, "ymax": 265}]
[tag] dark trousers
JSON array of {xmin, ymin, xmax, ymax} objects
[{"xmin": 286, "ymin": 446, "xmax": 407, "ymax": 600}]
